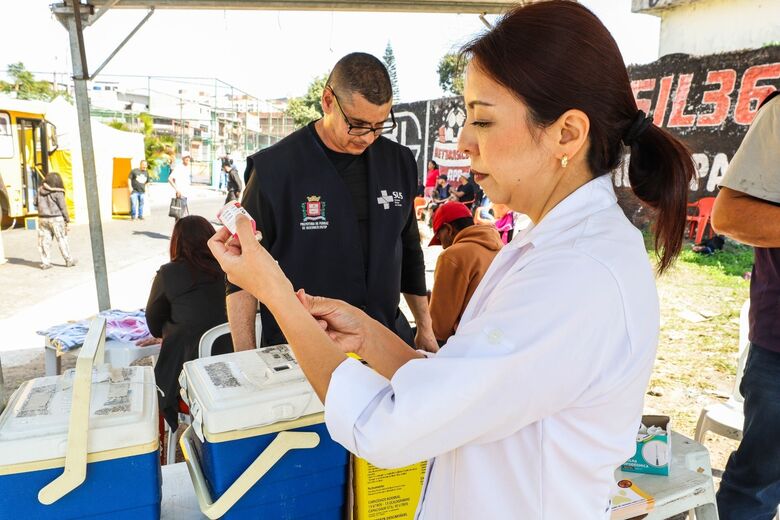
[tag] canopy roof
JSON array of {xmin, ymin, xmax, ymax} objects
[{"xmin": 87, "ymin": 0, "xmax": 521, "ymax": 13}]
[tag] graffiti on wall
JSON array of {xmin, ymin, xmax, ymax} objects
[{"xmin": 392, "ymin": 46, "xmax": 779, "ymax": 226}]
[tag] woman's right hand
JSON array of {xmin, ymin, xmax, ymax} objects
[{"xmin": 296, "ymin": 290, "xmax": 371, "ymax": 357}]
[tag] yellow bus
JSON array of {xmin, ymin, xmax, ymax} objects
[{"xmin": 0, "ymin": 99, "xmax": 58, "ymax": 229}]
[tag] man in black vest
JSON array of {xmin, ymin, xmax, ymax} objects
[
  {"xmin": 712, "ymin": 91, "xmax": 780, "ymax": 519},
  {"xmin": 227, "ymin": 52, "xmax": 437, "ymax": 352}
]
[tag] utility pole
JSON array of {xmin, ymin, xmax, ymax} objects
[{"xmin": 55, "ymin": 2, "xmax": 111, "ymax": 311}]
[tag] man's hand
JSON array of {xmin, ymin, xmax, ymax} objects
[
  {"xmin": 414, "ymin": 325, "xmax": 439, "ymax": 353},
  {"xmin": 136, "ymin": 336, "xmax": 162, "ymax": 347}
]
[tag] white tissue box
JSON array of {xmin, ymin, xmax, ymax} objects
[{"xmin": 621, "ymin": 415, "xmax": 671, "ymax": 476}]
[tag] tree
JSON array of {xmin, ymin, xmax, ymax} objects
[
  {"xmin": 0, "ymin": 62, "xmax": 70, "ymax": 101},
  {"xmin": 139, "ymin": 112, "xmax": 174, "ymax": 180},
  {"xmin": 437, "ymin": 53, "xmax": 466, "ymax": 96},
  {"xmin": 285, "ymin": 74, "xmax": 328, "ymax": 129},
  {"xmin": 383, "ymin": 41, "xmax": 400, "ymax": 103}
]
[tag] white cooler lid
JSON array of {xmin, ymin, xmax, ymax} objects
[
  {"xmin": 0, "ymin": 365, "xmax": 158, "ymax": 467},
  {"xmin": 181, "ymin": 345, "xmax": 324, "ymax": 437}
]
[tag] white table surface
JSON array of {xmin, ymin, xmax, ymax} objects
[{"xmin": 159, "ymin": 432, "xmax": 718, "ymax": 520}]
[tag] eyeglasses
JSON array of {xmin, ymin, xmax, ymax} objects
[{"xmin": 328, "ymin": 86, "xmax": 396, "ymax": 137}]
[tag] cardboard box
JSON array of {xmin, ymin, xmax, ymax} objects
[{"xmin": 621, "ymin": 415, "xmax": 671, "ymax": 475}]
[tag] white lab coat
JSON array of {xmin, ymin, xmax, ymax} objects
[{"xmin": 325, "ymin": 175, "xmax": 660, "ymax": 519}]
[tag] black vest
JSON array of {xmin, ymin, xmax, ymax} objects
[{"xmin": 248, "ymin": 127, "xmax": 417, "ymax": 345}]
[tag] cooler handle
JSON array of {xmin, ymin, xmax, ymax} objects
[
  {"xmin": 38, "ymin": 317, "xmax": 106, "ymax": 505},
  {"xmin": 179, "ymin": 425, "xmax": 320, "ymax": 519}
]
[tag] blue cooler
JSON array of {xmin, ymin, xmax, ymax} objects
[
  {"xmin": 178, "ymin": 345, "xmax": 349, "ymax": 520},
  {"xmin": 0, "ymin": 318, "xmax": 161, "ymax": 519}
]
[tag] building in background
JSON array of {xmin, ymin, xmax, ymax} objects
[{"xmin": 632, "ymin": 0, "xmax": 780, "ymax": 57}]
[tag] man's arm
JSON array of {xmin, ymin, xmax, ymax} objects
[
  {"xmin": 128, "ymin": 172, "xmax": 133, "ymax": 191},
  {"xmin": 227, "ymin": 290, "xmax": 259, "ymax": 350},
  {"xmin": 226, "ymin": 162, "xmax": 275, "ymax": 349},
  {"xmin": 399, "ymin": 151, "xmax": 437, "ymax": 352},
  {"xmin": 403, "ymin": 293, "xmax": 437, "ymax": 353},
  {"xmin": 712, "ymin": 187, "xmax": 780, "ymax": 248}
]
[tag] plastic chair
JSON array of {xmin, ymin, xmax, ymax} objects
[
  {"xmin": 414, "ymin": 196, "xmax": 427, "ymax": 220},
  {"xmin": 164, "ymin": 314, "xmax": 262, "ymax": 465},
  {"xmin": 686, "ymin": 197, "xmax": 716, "ymax": 245},
  {"xmin": 198, "ymin": 314, "xmax": 262, "ymax": 358},
  {"xmin": 694, "ymin": 299, "xmax": 750, "ymax": 444}
]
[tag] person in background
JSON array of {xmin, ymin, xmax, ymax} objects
[
  {"xmin": 424, "ymin": 160, "xmax": 440, "ymax": 198},
  {"xmin": 420, "ymin": 174, "xmax": 451, "ymax": 221},
  {"xmin": 450, "ymin": 173, "xmax": 475, "ymax": 207},
  {"xmin": 711, "ymin": 90, "xmax": 780, "ymax": 520},
  {"xmin": 128, "ymin": 159, "xmax": 150, "ymax": 221},
  {"xmin": 36, "ymin": 171, "xmax": 77, "ymax": 270},
  {"xmin": 207, "ymin": 1, "xmax": 694, "ymax": 517},
  {"xmin": 492, "ymin": 203, "xmax": 515, "ymax": 244},
  {"xmin": 228, "ymin": 52, "xmax": 436, "ymax": 352},
  {"xmin": 168, "ymin": 151, "xmax": 192, "ymax": 220},
  {"xmin": 428, "ymin": 201, "xmax": 503, "ymax": 344},
  {"xmin": 223, "ymin": 158, "xmax": 244, "ymax": 204},
  {"xmin": 144, "ymin": 215, "xmax": 232, "ymax": 430}
]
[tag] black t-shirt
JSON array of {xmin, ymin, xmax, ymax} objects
[
  {"xmin": 129, "ymin": 168, "xmax": 149, "ymax": 193},
  {"xmin": 456, "ymin": 182, "xmax": 475, "ymax": 203},
  {"xmin": 307, "ymin": 122, "xmax": 370, "ymax": 263}
]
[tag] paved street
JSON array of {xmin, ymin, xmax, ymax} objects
[
  {"xmin": 0, "ymin": 184, "xmax": 225, "ymax": 354},
  {"xmin": 0, "ymin": 184, "xmax": 439, "ymax": 373}
]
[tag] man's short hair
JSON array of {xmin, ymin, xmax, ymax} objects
[
  {"xmin": 327, "ymin": 52, "xmax": 392, "ymax": 106},
  {"xmin": 449, "ymin": 216, "xmax": 475, "ymax": 233}
]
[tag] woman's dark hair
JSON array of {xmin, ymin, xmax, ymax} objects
[
  {"xmin": 462, "ymin": 0, "xmax": 694, "ymax": 273},
  {"xmin": 44, "ymin": 172, "xmax": 64, "ymax": 189},
  {"xmin": 170, "ymin": 215, "xmax": 222, "ymax": 279},
  {"xmin": 429, "ymin": 160, "xmax": 439, "ymax": 170}
]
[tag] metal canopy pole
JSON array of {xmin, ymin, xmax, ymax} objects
[{"xmin": 56, "ymin": 1, "xmax": 111, "ymax": 311}]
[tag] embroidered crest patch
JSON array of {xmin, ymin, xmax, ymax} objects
[{"xmin": 300, "ymin": 195, "xmax": 329, "ymax": 231}]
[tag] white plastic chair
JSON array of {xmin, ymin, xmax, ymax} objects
[
  {"xmin": 164, "ymin": 314, "xmax": 262, "ymax": 465},
  {"xmin": 695, "ymin": 299, "xmax": 750, "ymax": 444}
]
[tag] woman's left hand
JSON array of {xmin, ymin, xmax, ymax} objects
[{"xmin": 208, "ymin": 215, "xmax": 294, "ymax": 304}]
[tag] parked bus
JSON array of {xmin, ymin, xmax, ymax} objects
[{"xmin": 0, "ymin": 99, "xmax": 57, "ymax": 228}]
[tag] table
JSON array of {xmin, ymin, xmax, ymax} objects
[
  {"xmin": 612, "ymin": 432, "xmax": 718, "ymax": 520},
  {"xmin": 161, "ymin": 462, "xmax": 205, "ymax": 519},
  {"xmin": 159, "ymin": 433, "xmax": 718, "ymax": 520},
  {"xmin": 44, "ymin": 336, "xmax": 161, "ymax": 376}
]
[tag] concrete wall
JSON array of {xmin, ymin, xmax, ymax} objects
[{"xmin": 635, "ymin": 0, "xmax": 780, "ymax": 57}]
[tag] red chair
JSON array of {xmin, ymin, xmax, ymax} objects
[{"xmin": 686, "ymin": 197, "xmax": 716, "ymax": 244}]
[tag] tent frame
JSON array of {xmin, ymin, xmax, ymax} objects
[{"xmin": 50, "ymin": 0, "xmax": 515, "ymax": 310}]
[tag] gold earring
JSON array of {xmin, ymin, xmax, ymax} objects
[{"xmin": 561, "ymin": 154, "xmax": 569, "ymax": 168}]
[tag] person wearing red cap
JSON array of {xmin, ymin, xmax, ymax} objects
[{"xmin": 429, "ymin": 201, "xmax": 503, "ymax": 344}]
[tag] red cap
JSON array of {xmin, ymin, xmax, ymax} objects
[{"xmin": 429, "ymin": 202, "xmax": 473, "ymax": 246}]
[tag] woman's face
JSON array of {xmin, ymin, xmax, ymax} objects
[
  {"xmin": 458, "ymin": 61, "xmax": 556, "ymax": 216},
  {"xmin": 428, "ymin": 161, "xmax": 435, "ymax": 170}
]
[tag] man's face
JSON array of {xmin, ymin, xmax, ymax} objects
[
  {"xmin": 182, "ymin": 157, "xmax": 191, "ymax": 166},
  {"xmin": 140, "ymin": 160, "xmax": 147, "ymax": 170},
  {"xmin": 437, "ymin": 223, "xmax": 456, "ymax": 249},
  {"xmin": 321, "ymin": 87, "xmax": 393, "ymax": 155}
]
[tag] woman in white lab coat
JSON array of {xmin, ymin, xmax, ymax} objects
[{"xmin": 208, "ymin": 2, "xmax": 695, "ymax": 518}]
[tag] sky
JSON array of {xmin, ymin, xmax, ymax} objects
[{"xmin": 0, "ymin": 1, "xmax": 660, "ymax": 103}]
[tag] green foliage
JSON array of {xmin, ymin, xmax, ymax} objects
[
  {"xmin": 139, "ymin": 112, "xmax": 174, "ymax": 180},
  {"xmin": 437, "ymin": 53, "xmax": 465, "ymax": 96},
  {"xmin": 0, "ymin": 62, "xmax": 71, "ymax": 102},
  {"xmin": 383, "ymin": 41, "xmax": 400, "ymax": 103},
  {"xmin": 678, "ymin": 245, "xmax": 754, "ymax": 281},
  {"xmin": 107, "ymin": 120, "xmax": 129, "ymax": 131},
  {"xmin": 285, "ymin": 75, "xmax": 327, "ymax": 129}
]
